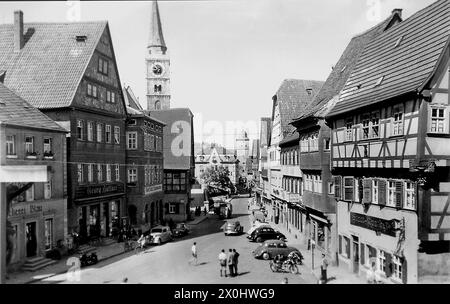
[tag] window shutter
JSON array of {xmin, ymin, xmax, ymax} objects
[
  {"xmin": 175, "ymin": 203, "xmax": 180, "ymax": 214},
  {"xmin": 385, "ymin": 253, "xmax": 392, "ymax": 277},
  {"xmin": 363, "ymin": 179, "xmax": 372, "ymax": 204},
  {"xmin": 378, "ymin": 180, "xmax": 387, "ymax": 206},
  {"xmin": 396, "ymin": 181, "xmax": 404, "ymax": 209},
  {"xmin": 358, "ymin": 178, "xmax": 364, "ymax": 203},
  {"xmin": 165, "ymin": 203, "xmax": 169, "ymax": 215},
  {"xmin": 346, "ymin": 237, "xmax": 350, "ymax": 258},
  {"xmin": 401, "ymin": 257, "xmax": 407, "ymax": 284},
  {"xmin": 360, "ymin": 243, "xmax": 365, "ymax": 266},
  {"xmin": 334, "ymin": 176, "xmax": 342, "ymax": 200},
  {"xmin": 339, "ymin": 235, "xmax": 342, "ymax": 254}
]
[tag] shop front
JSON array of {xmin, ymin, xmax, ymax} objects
[
  {"xmin": 337, "ymin": 201, "xmax": 418, "ymax": 284},
  {"xmin": 7, "ymin": 197, "xmax": 66, "ymax": 270}
]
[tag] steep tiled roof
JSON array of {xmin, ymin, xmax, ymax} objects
[
  {"xmin": 0, "ymin": 21, "xmax": 107, "ymax": 109},
  {"xmin": 295, "ymin": 11, "xmax": 402, "ymax": 121},
  {"xmin": 124, "ymin": 85, "xmax": 144, "ymax": 111},
  {"xmin": 149, "ymin": 108, "xmax": 194, "ymax": 170},
  {"xmin": 330, "ymin": 0, "xmax": 450, "ymax": 117},
  {"xmin": 0, "ymin": 83, "xmax": 66, "ymax": 132},
  {"xmin": 279, "ymin": 132, "xmax": 299, "ymax": 147},
  {"xmin": 275, "ymin": 79, "xmax": 324, "ymax": 137}
]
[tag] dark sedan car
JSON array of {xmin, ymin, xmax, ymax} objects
[
  {"xmin": 247, "ymin": 227, "xmax": 286, "ymax": 242},
  {"xmin": 172, "ymin": 223, "xmax": 190, "ymax": 237},
  {"xmin": 252, "ymin": 240, "xmax": 302, "ymax": 260}
]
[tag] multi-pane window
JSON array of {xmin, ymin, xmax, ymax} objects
[
  {"xmin": 96, "ymin": 123, "xmax": 103, "ymax": 142},
  {"xmin": 114, "ymin": 126, "xmax": 120, "ymax": 144},
  {"xmin": 43, "ymin": 137, "xmax": 52, "ymax": 154},
  {"xmin": 6, "ymin": 135, "xmax": 15, "ymax": 155},
  {"xmin": 343, "ymin": 177, "xmax": 354, "ymax": 201},
  {"xmin": 378, "ymin": 250, "xmax": 386, "ymax": 273},
  {"xmin": 393, "ymin": 256, "xmax": 403, "ymax": 281},
  {"xmin": 115, "ymin": 164, "xmax": 120, "ymax": 181},
  {"xmin": 77, "ymin": 164, "xmax": 84, "ymax": 183},
  {"xmin": 404, "ymin": 182, "xmax": 415, "ymax": 210},
  {"xmin": 97, "ymin": 164, "xmax": 103, "ymax": 182},
  {"xmin": 392, "ymin": 107, "xmax": 404, "ymax": 136},
  {"xmin": 106, "ymin": 164, "xmax": 112, "ymax": 182},
  {"xmin": 300, "ymin": 137, "xmax": 309, "ymax": 152},
  {"xmin": 345, "ymin": 118, "xmax": 354, "ymax": 141},
  {"xmin": 98, "ymin": 57, "xmax": 109, "ymax": 75},
  {"xmin": 87, "ymin": 164, "xmax": 94, "ymax": 183},
  {"xmin": 77, "ymin": 120, "xmax": 84, "ymax": 140},
  {"xmin": 44, "ymin": 219, "xmax": 53, "ymax": 250},
  {"xmin": 164, "ymin": 172, "xmax": 187, "ymax": 192},
  {"xmin": 150, "ymin": 135, "xmax": 155, "ymax": 151},
  {"xmin": 128, "ymin": 168, "xmax": 137, "ymax": 183},
  {"xmin": 387, "ymin": 181, "xmax": 396, "ymax": 207},
  {"xmin": 372, "ymin": 180, "xmax": 378, "ymax": 204},
  {"xmin": 127, "ymin": 132, "xmax": 137, "ymax": 150},
  {"xmin": 362, "ymin": 114, "xmax": 370, "ymax": 139},
  {"xmin": 430, "ymin": 107, "xmax": 445, "ymax": 133},
  {"xmin": 106, "ymin": 91, "xmax": 116, "ymax": 103},
  {"xmin": 44, "ymin": 180, "xmax": 52, "ymax": 199},
  {"xmin": 25, "ymin": 184, "xmax": 34, "ymax": 201},
  {"xmin": 87, "ymin": 122, "xmax": 94, "ymax": 141},
  {"xmin": 87, "ymin": 83, "xmax": 98, "ymax": 98},
  {"xmin": 309, "ymin": 134, "xmax": 319, "ymax": 152},
  {"xmin": 105, "ymin": 125, "xmax": 112, "ymax": 143},
  {"xmin": 25, "ymin": 136, "xmax": 34, "ymax": 154},
  {"xmin": 371, "ymin": 112, "xmax": 380, "ymax": 138}
]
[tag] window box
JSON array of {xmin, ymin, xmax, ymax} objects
[
  {"xmin": 26, "ymin": 152, "xmax": 38, "ymax": 159},
  {"xmin": 6, "ymin": 155, "xmax": 18, "ymax": 159},
  {"xmin": 43, "ymin": 151, "xmax": 54, "ymax": 159},
  {"xmin": 127, "ymin": 182, "xmax": 137, "ymax": 187}
]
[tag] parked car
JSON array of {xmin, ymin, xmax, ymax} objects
[
  {"xmin": 247, "ymin": 221, "xmax": 271, "ymax": 235},
  {"xmin": 173, "ymin": 223, "xmax": 190, "ymax": 237},
  {"xmin": 247, "ymin": 226, "xmax": 286, "ymax": 243},
  {"xmin": 224, "ymin": 221, "xmax": 244, "ymax": 236},
  {"xmin": 150, "ymin": 226, "xmax": 172, "ymax": 245},
  {"xmin": 252, "ymin": 240, "xmax": 302, "ymax": 260}
]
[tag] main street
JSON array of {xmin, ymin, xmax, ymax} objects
[{"xmin": 36, "ymin": 197, "xmax": 316, "ymax": 284}]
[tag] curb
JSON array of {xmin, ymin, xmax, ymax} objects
[
  {"xmin": 188, "ymin": 216, "xmax": 208, "ymax": 225},
  {"xmin": 15, "ymin": 247, "xmax": 129, "ymax": 285}
]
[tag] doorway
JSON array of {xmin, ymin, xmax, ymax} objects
[
  {"xmin": 352, "ymin": 235, "xmax": 359, "ymax": 274},
  {"xmin": 103, "ymin": 202, "xmax": 110, "ymax": 237},
  {"xmin": 26, "ymin": 222, "xmax": 37, "ymax": 258}
]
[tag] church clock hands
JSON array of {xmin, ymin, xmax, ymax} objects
[{"xmin": 152, "ymin": 63, "xmax": 163, "ymax": 76}]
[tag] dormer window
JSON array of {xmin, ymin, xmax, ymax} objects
[
  {"xmin": 394, "ymin": 36, "xmax": 404, "ymax": 48},
  {"xmin": 375, "ymin": 76, "xmax": 385, "ymax": 87},
  {"xmin": 76, "ymin": 35, "xmax": 87, "ymax": 42},
  {"xmin": 306, "ymin": 89, "xmax": 313, "ymax": 96},
  {"xmin": 341, "ymin": 66, "xmax": 347, "ymax": 73}
]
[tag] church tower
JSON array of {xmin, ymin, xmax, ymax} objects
[{"xmin": 146, "ymin": 1, "xmax": 171, "ymax": 111}]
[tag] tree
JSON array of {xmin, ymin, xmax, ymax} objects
[{"xmin": 200, "ymin": 166, "xmax": 234, "ymax": 192}]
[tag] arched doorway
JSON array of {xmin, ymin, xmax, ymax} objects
[
  {"xmin": 155, "ymin": 100, "xmax": 161, "ymax": 110},
  {"xmin": 150, "ymin": 202, "xmax": 156, "ymax": 227}
]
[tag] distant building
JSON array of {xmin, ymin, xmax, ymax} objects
[
  {"xmin": 195, "ymin": 144, "xmax": 239, "ymax": 185},
  {"xmin": 124, "ymin": 86, "xmax": 165, "ymax": 232},
  {"xmin": 235, "ymin": 130, "xmax": 250, "ymax": 178},
  {"xmin": 0, "ymin": 83, "xmax": 67, "ymax": 270},
  {"xmin": 255, "ymin": 118, "xmax": 272, "ymax": 206}
]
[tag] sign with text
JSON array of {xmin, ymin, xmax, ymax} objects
[
  {"xmin": 76, "ymin": 183, "xmax": 124, "ymax": 199},
  {"xmin": 350, "ymin": 212, "xmax": 397, "ymax": 237},
  {"xmin": 145, "ymin": 184, "xmax": 163, "ymax": 195}
]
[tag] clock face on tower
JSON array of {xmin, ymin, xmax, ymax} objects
[{"xmin": 152, "ymin": 63, "xmax": 164, "ymax": 76}]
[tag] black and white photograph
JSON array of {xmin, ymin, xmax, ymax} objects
[{"xmin": 0, "ymin": 0, "xmax": 449, "ymax": 291}]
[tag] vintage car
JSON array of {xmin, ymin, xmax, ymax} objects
[
  {"xmin": 252, "ymin": 240, "xmax": 302, "ymax": 260},
  {"xmin": 150, "ymin": 226, "xmax": 173, "ymax": 245},
  {"xmin": 223, "ymin": 221, "xmax": 244, "ymax": 236},
  {"xmin": 247, "ymin": 226, "xmax": 286, "ymax": 243},
  {"xmin": 172, "ymin": 223, "xmax": 190, "ymax": 237}
]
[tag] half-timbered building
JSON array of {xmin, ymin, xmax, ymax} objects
[
  {"xmin": 0, "ymin": 11, "xmax": 128, "ymax": 242},
  {"xmin": 290, "ymin": 10, "xmax": 402, "ymax": 264},
  {"xmin": 327, "ymin": 0, "xmax": 450, "ymax": 283}
]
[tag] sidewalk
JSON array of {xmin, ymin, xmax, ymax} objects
[
  {"xmin": 187, "ymin": 214, "xmax": 209, "ymax": 225},
  {"xmin": 6, "ymin": 241, "xmax": 128, "ymax": 284},
  {"xmin": 248, "ymin": 212, "xmax": 366, "ymax": 284}
]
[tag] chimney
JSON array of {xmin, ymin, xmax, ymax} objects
[
  {"xmin": 14, "ymin": 10, "xmax": 24, "ymax": 52},
  {"xmin": 392, "ymin": 8, "xmax": 402, "ymax": 18}
]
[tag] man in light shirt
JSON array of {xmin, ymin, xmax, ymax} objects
[
  {"xmin": 218, "ymin": 249, "xmax": 228, "ymax": 277},
  {"xmin": 189, "ymin": 242, "xmax": 198, "ymax": 265}
]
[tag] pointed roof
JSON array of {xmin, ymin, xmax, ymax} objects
[
  {"xmin": 329, "ymin": 0, "xmax": 450, "ymax": 117},
  {"xmin": 0, "ymin": 82, "xmax": 66, "ymax": 132},
  {"xmin": 148, "ymin": 1, "xmax": 167, "ymax": 52},
  {"xmin": 0, "ymin": 21, "xmax": 108, "ymax": 109},
  {"xmin": 123, "ymin": 85, "xmax": 144, "ymax": 111},
  {"xmin": 293, "ymin": 10, "xmax": 402, "ymax": 121},
  {"xmin": 273, "ymin": 79, "xmax": 324, "ymax": 137}
]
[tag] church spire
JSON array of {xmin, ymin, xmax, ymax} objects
[{"xmin": 148, "ymin": 0, "xmax": 167, "ymax": 54}]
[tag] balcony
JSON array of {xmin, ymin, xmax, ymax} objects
[{"xmin": 281, "ymin": 165, "xmax": 301, "ymax": 177}]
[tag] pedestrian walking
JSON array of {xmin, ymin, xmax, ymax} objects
[
  {"xmin": 321, "ymin": 253, "xmax": 329, "ymax": 283},
  {"xmin": 218, "ymin": 249, "xmax": 228, "ymax": 277},
  {"xmin": 227, "ymin": 249, "xmax": 235, "ymax": 277},
  {"xmin": 189, "ymin": 242, "xmax": 198, "ymax": 265},
  {"xmin": 232, "ymin": 249, "xmax": 240, "ymax": 276}
]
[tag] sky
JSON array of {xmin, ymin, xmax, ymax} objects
[{"xmin": 0, "ymin": 0, "xmax": 437, "ymax": 148}]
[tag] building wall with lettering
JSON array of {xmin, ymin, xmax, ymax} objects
[{"xmin": 337, "ymin": 201, "xmax": 418, "ymax": 283}]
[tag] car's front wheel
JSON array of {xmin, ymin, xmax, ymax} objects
[
  {"xmin": 262, "ymin": 252, "xmax": 270, "ymax": 260},
  {"xmin": 256, "ymin": 237, "xmax": 263, "ymax": 243}
]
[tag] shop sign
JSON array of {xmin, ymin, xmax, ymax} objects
[
  {"xmin": 76, "ymin": 183, "xmax": 124, "ymax": 199},
  {"xmin": 350, "ymin": 212, "xmax": 397, "ymax": 237},
  {"xmin": 145, "ymin": 184, "xmax": 163, "ymax": 195},
  {"xmin": 9, "ymin": 204, "xmax": 43, "ymax": 217}
]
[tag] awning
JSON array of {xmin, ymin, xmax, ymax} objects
[
  {"xmin": 309, "ymin": 213, "xmax": 329, "ymax": 224},
  {"xmin": 74, "ymin": 193, "xmax": 125, "ymax": 203}
]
